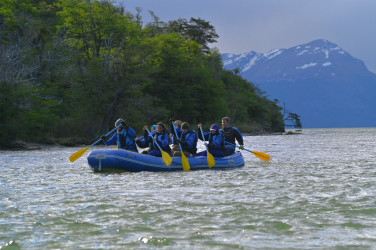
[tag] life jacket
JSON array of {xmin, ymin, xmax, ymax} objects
[
  {"xmin": 117, "ymin": 129, "xmax": 136, "ymax": 150},
  {"xmin": 208, "ymin": 132, "xmax": 225, "ymax": 152},
  {"xmin": 180, "ymin": 130, "xmax": 198, "ymax": 154},
  {"xmin": 150, "ymin": 131, "xmax": 171, "ymax": 152}
]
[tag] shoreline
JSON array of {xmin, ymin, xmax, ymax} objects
[{"xmin": 1, "ymin": 130, "xmax": 303, "ymax": 150}]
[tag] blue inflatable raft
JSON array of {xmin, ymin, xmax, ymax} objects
[{"xmin": 87, "ymin": 149, "xmax": 244, "ymax": 172}]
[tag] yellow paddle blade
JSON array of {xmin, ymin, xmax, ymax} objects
[
  {"xmin": 251, "ymin": 151, "xmax": 270, "ymax": 161},
  {"xmin": 207, "ymin": 151, "xmax": 216, "ymax": 168},
  {"xmin": 181, "ymin": 153, "xmax": 190, "ymax": 171},
  {"xmin": 69, "ymin": 146, "xmax": 90, "ymax": 162},
  {"xmin": 161, "ymin": 150, "xmax": 172, "ymax": 166}
]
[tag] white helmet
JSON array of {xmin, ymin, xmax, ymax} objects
[{"xmin": 115, "ymin": 118, "xmax": 125, "ymax": 127}]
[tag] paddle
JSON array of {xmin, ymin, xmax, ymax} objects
[
  {"xmin": 199, "ymin": 126, "xmax": 215, "ymax": 168},
  {"xmin": 69, "ymin": 125, "xmax": 121, "ymax": 162},
  {"xmin": 225, "ymin": 141, "xmax": 270, "ymax": 161},
  {"xmin": 146, "ymin": 128, "xmax": 172, "ymax": 166},
  {"xmin": 172, "ymin": 122, "xmax": 190, "ymax": 171}
]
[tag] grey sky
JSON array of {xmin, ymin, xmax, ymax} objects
[{"xmin": 116, "ymin": 0, "xmax": 376, "ymax": 73}]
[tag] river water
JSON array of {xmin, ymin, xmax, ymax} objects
[{"xmin": 1, "ymin": 128, "xmax": 376, "ymax": 249}]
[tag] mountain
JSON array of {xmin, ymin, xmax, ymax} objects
[{"xmin": 222, "ymin": 39, "xmax": 376, "ymax": 128}]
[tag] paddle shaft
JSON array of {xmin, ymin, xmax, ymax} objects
[
  {"xmin": 224, "ymin": 141, "xmax": 251, "ymax": 152},
  {"xmin": 200, "ymin": 126, "xmax": 214, "ymax": 151},
  {"xmin": 93, "ymin": 124, "xmax": 121, "ymax": 147},
  {"xmin": 199, "ymin": 126, "xmax": 215, "ymax": 167},
  {"xmin": 199, "ymin": 127, "xmax": 207, "ymax": 147},
  {"xmin": 69, "ymin": 124, "xmax": 121, "ymax": 162},
  {"xmin": 172, "ymin": 122, "xmax": 190, "ymax": 171},
  {"xmin": 201, "ymin": 126, "xmax": 216, "ymax": 152},
  {"xmin": 172, "ymin": 122, "xmax": 184, "ymax": 152}
]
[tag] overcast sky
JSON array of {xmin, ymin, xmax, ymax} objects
[{"xmin": 116, "ymin": 0, "xmax": 376, "ymax": 73}]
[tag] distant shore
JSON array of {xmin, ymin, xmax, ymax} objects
[{"xmin": 1, "ymin": 130, "xmax": 303, "ymax": 150}]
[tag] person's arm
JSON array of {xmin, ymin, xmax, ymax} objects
[
  {"xmin": 171, "ymin": 129, "xmax": 181, "ymax": 144},
  {"xmin": 197, "ymin": 132, "xmax": 203, "ymax": 141},
  {"xmin": 136, "ymin": 136, "xmax": 148, "ymax": 148},
  {"xmin": 142, "ymin": 126, "xmax": 152, "ymax": 143},
  {"xmin": 169, "ymin": 118, "xmax": 175, "ymax": 134},
  {"xmin": 104, "ymin": 132, "xmax": 117, "ymax": 146},
  {"xmin": 234, "ymin": 127, "xmax": 244, "ymax": 148},
  {"xmin": 204, "ymin": 132, "xmax": 211, "ymax": 142}
]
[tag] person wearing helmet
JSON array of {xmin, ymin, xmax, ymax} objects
[
  {"xmin": 101, "ymin": 118, "xmax": 138, "ymax": 152},
  {"xmin": 151, "ymin": 124, "xmax": 157, "ymax": 132},
  {"xmin": 196, "ymin": 123, "xmax": 225, "ymax": 157}
]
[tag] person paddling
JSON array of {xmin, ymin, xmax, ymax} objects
[
  {"xmin": 136, "ymin": 124, "xmax": 157, "ymax": 154},
  {"xmin": 220, "ymin": 117, "xmax": 244, "ymax": 156},
  {"xmin": 196, "ymin": 123, "xmax": 225, "ymax": 157},
  {"xmin": 102, "ymin": 118, "xmax": 138, "ymax": 152},
  {"xmin": 172, "ymin": 122, "xmax": 198, "ymax": 157},
  {"xmin": 144, "ymin": 122, "xmax": 171, "ymax": 157}
]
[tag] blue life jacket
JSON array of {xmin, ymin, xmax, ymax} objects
[
  {"xmin": 180, "ymin": 130, "xmax": 198, "ymax": 154},
  {"xmin": 117, "ymin": 127, "xmax": 137, "ymax": 150},
  {"xmin": 147, "ymin": 131, "xmax": 171, "ymax": 152},
  {"xmin": 207, "ymin": 132, "xmax": 225, "ymax": 152}
]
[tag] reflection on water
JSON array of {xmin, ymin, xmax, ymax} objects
[{"xmin": 1, "ymin": 128, "xmax": 376, "ymax": 248}]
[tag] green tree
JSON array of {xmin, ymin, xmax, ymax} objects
[
  {"xmin": 165, "ymin": 17, "xmax": 219, "ymax": 53},
  {"xmin": 55, "ymin": 0, "xmax": 147, "ymax": 136},
  {"xmin": 142, "ymin": 33, "xmax": 227, "ymax": 123}
]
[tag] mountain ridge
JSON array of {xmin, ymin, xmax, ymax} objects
[{"xmin": 222, "ymin": 39, "xmax": 376, "ymax": 128}]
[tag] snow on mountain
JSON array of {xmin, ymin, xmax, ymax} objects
[
  {"xmin": 222, "ymin": 39, "xmax": 376, "ymax": 128},
  {"xmin": 222, "ymin": 39, "xmax": 372, "ymax": 83}
]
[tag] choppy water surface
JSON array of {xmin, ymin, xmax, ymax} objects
[{"xmin": 1, "ymin": 128, "xmax": 376, "ymax": 249}]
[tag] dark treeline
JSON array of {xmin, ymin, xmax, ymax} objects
[{"xmin": 0, "ymin": 0, "xmax": 284, "ymax": 148}]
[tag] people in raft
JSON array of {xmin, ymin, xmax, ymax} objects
[
  {"xmin": 196, "ymin": 123, "xmax": 225, "ymax": 157},
  {"xmin": 171, "ymin": 122, "xmax": 198, "ymax": 157},
  {"xmin": 101, "ymin": 118, "xmax": 138, "ymax": 152},
  {"xmin": 142, "ymin": 122, "xmax": 171, "ymax": 157},
  {"xmin": 220, "ymin": 117, "xmax": 244, "ymax": 156}
]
